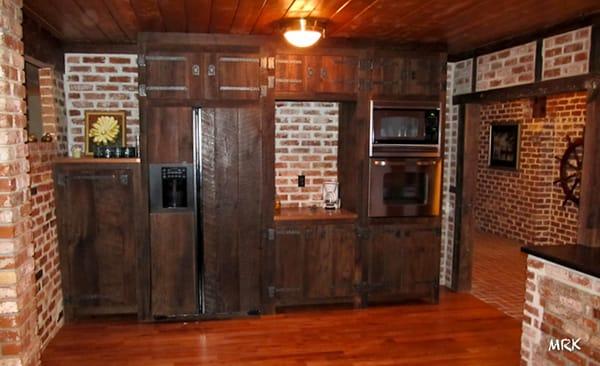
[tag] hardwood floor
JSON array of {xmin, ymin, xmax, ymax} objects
[{"xmin": 41, "ymin": 291, "xmax": 521, "ymax": 366}]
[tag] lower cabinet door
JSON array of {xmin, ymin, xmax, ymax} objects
[
  {"xmin": 150, "ymin": 212, "xmax": 198, "ymax": 317},
  {"xmin": 272, "ymin": 226, "xmax": 305, "ymax": 304},
  {"xmin": 367, "ymin": 225, "xmax": 440, "ymax": 301},
  {"xmin": 272, "ymin": 224, "xmax": 356, "ymax": 307},
  {"xmin": 305, "ymin": 225, "xmax": 356, "ymax": 300},
  {"xmin": 55, "ymin": 167, "xmax": 137, "ymax": 320}
]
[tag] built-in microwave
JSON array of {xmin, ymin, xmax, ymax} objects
[
  {"xmin": 370, "ymin": 100, "xmax": 441, "ymax": 157},
  {"xmin": 368, "ymin": 157, "xmax": 441, "ymax": 217}
]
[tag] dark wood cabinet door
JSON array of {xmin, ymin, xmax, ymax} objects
[
  {"xmin": 144, "ymin": 53, "xmax": 192, "ymax": 99},
  {"xmin": 146, "ymin": 106, "xmax": 193, "ymax": 164},
  {"xmin": 400, "ymin": 228, "xmax": 440, "ymax": 294},
  {"xmin": 367, "ymin": 225, "xmax": 440, "ymax": 301},
  {"xmin": 304, "ymin": 225, "xmax": 357, "ymax": 300},
  {"xmin": 404, "ymin": 56, "xmax": 441, "ymax": 97},
  {"xmin": 372, "ymin": 57, "xmax": 406, "ymax": 97},
  {"xmin": 55, "ymin": 167, "xmax": 137, "ymax": 319},
  {"xmin": 203, "ymin": 53, "xmax": 261, "ymax": 100},
  {"xmin": 367, "ymin": 225, "xmax": 405, "ymax": 296},
  {"xmin": 274, "ymin": 54, "xmax": 306, "ymax": 94},
  {"xmin": 150, "ymin": 212, "xmax": 198, "ymax": 317},
  {"xmin": 319, "ymin": 55, "xmax": 358, "ymax": 94},
  {"xmin": 272, "ymin": 227, "xmax": 305, "ymax": 303}
]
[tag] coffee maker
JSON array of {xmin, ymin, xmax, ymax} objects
[{"xmin": 322, "ymin": 181, "xmax": 341, "ymax": 210}]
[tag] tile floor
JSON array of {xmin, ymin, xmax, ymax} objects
[{"xmin": 471, "ymin": 230, "xmax": 528, "ymax": 319}]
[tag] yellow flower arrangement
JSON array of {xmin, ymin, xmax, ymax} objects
[{"xmin": 88, "ymin": 116, "xmax": 120, "ymax": 145}]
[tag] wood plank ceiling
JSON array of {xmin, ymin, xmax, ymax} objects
[{"xmin": 23, "ymin": 0, "xmax": 600, "ymax": 54}]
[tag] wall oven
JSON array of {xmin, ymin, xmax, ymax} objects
[
  {"xmin": 370, "ymin": 100, "xmax": 441, "ymax": 157},
  {"xmin": 368, "ymin": 158, "xmax": 441, "ymax": 217}
]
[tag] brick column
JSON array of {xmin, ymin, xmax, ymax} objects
[{"xmin": 0, "ymin": 0, "xmax": 40, "ymax": 365}]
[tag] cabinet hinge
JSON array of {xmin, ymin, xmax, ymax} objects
[
  {"xmin": 268, "ymin": 57, "xmax": 275, "ymax": 69},
  {"xmin": 137, "ymin": 55, "xmax": 146, "ymax": 67},
  {"xmin": 139, "ymin": 84, "xmax": 147, "ymax": 97},
  {"xmin": 260, "ymin": 85, "xmax": 268, "ymax": 97}
]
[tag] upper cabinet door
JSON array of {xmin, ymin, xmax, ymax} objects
[
  {"xmin": 274, "ymin": 54, "xmax": 306, "ymax": 94},
  {"xmin": 372, "ymin": 57, "xmax": 406, "ymax": 97},
  {"xmin": 319, "ymin": 55, "xmax": 359, "ymax": 94},
  {"xmin": 143, "ymin": 53, "xmax": 192, "ymax": 99},
  {"xmin": 404, "ymin": 56, "xmax": 441, "ymax": 97},
  {"xmin": 204, "ymin": 53, "xmax": 261, "ymax": 100}
]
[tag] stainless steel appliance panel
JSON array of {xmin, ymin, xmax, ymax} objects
[{"xmin": 368, "ymin": 158, "xmax": 441, "ymax": 217}]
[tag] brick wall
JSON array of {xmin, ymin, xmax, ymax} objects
[
  {"xmin": 275, "ymin": 102, "xmax": 338, "ymax": 208},
  {"xmin": 38, "ymin": 69, "xmax": 67, "ymax": 155},
  {"xmin": 476, "ymin": 42, "xmax": 536, "ymax": 91},
  {"xmin": 0, "ymin": 0, "xmax": 40, "ymax": 365},
  {"xmin": 542, "ymin": 26, "xmax": 591, "ymax": 80},
  {"xmin": 521, "ymin": 256, "xmax": 600, "ymax": 365},
  {"xmin": 452, "ymin": 58, "xmax": 473, "ymax": 96},
  {"xmin": 440, "ymin": 63, "xmax": 458, "ymax": 287},
  {"xmin": 28, "ymin": 142, "xmax": 62, "ymax": 352},
  {"xmin": 475, "ymin": 93, "xmax": 585, "ymax": 246},
  {"xmin": 64, "ymin": 54, "xmax": 139, "ymax": 153}
]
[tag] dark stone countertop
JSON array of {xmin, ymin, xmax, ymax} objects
[{"xmin": 521, "ymin": 245, "xmax": 600, "ymax": 278}]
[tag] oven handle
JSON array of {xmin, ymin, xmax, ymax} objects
[{"xmin": 372, "ymin": 159, "xmax": 438, "ymax": 167}]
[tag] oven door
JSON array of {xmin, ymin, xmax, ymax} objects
[{"xmin": 368, "ymin": 158, "xmax": 441, "ymax": 217}]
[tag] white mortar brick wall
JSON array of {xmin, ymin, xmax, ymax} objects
[
  {"xmin": 476, "ymin": 42, "xmax": 536, "ymax": 91},
  {"xmin": 275, "ymin": 102, "xmax": 338, "ymax": 208},
  {"xmin": 441, "ymin": 63, "xmax": 459, "ymax": 287},
  {"xmin": 452, "ymin": 58, "xmax": 473, "ymax": 96},
  {"xmin": 64, "ymin": 54, "xmax": 139, "ymax": 154},
  {"xmin": 542, "ymin": 26, "xmax": 591, "ymax": 80}
]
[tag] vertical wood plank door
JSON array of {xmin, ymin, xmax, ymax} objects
[
  {"xmin": 274, "ymin": 54, "xmax": 306, "ymax": 94},
  {"xmin": 55, "ymin": 167, "xmax": 137, "ymax": 320},
  {"xmin": 146, "ymin": 106, "xmax": 193, "ymax": 164},
  {"xmin": 150, "ymin": 212, "xmax": 198, "ymax": 317},
  {"xmin": 144, "ymin": 53, "xmax": 192, "ymax": 99},
  {"xmin": 319, "ymin": 56, "xmax": 358, "ymax": 95},
  {"xmin": 216, "ymin": 54, "xmax": 261, "ymax": 100},
  {"xmin": 404, "ymin": 56, "xmax": 442, "ymax": 97},
  {"xmin": 202, "ymin": 106, "xmax": 263, "ymax": 314},
  {"xmin": 273, "ymin": 226, "xmax": 305, "ymax": 304},
  {"xmin": 371, "ymin": 57, "xmax": 406, "ymax": 97}
]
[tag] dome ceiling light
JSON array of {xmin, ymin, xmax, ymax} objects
[{"xmin": 282, "ymin": 18, "xmax": 326, "ymax": 48}]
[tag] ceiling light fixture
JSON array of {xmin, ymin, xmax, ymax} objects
[{"xmin": 282, "ymin": 18, "xmax": 325, "ymax": 48}]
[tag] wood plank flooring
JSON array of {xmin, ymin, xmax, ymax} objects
[{"xmin": 41, "ymin": 291, "xmax": 521, "ymax": 365}]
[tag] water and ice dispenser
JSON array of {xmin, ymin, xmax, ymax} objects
[{"xmin": 149, "ymin": 164, "xmax": 194, "ymax": 212}]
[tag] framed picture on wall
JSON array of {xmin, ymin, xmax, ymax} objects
[
  {"xmin": 489, "ymin": 123, "xmax": 520, "ymax": 169},
  {"xmin": 84, "ymin": 111, "xmax": 127, "ymax": 156}
]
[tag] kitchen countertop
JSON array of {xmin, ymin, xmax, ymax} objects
[
  {"xmin": 54, "ymin": 157, "xmax": 141, "ymax": 164},
  {"xmin": 274, "ymin": 207, "xmax": 358, "ymax": 223},
  {"xmin": 521, "ymin": 244, "xmax": 600, "ymax": 278}
]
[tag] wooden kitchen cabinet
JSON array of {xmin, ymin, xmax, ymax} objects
[
  {"xmin": 366, "ymin": 225, "xmax": 440, "ymax": 303},
  {"xmin": 270, "ymin": 223, "xmax": 357, "ymax": 307},
  {"xmin": 141, "ymin": 51, "xmax": 261, "ymax": 101},
  {"xmin": 143, "ymin": 52, "xmax": 195, "ymax": 99},
  {"xmin": 307, "ymin": 55, "xmax": 359, "ymax": 95},
  {"xmin": 274, "ymin": 54, "xmax": 306, "ymax": 94},
  {"xmin": 274, "ymin": 53, "xmax": 358, "ymax": 97},
  {"xmin": 372, "ymin": 54, "xmax": 442, "ymax": 98},
  {"xmin": 54, "ymin": 162, "xmax": 143, "ymax": 320}
]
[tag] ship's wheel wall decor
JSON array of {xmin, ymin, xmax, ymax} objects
[{"xmin": 554, "ymin": 135, "xmax": 583, "ymax": 207}]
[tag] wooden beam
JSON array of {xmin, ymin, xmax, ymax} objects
[
  {"xmin": 453, "ymin": 74, "xmax": 600, "ymax": 105},
  {"xmin": 448, "ymin": 12, "xmax": 600, "ymax": 62},
  {"xmin": 578, "ymin": 85, "xmax": 600, "ymax": 247},
  {"xmin": 452, "ymin": 103, "xmax": 480, "ymax": 292},
  {"xmin": 62, "ymin": 42, "xmax": 138, "ymax": 54}
]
